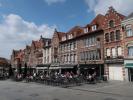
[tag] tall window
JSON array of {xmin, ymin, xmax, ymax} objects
[
  {"xmin": 109, "ymin": 20, "xmax": 114, "ymax": 28},
  {"xmin": 126, "ymin": 27, "xmax": 133, "ymax": 37},
  {"xmin": 128, "ymin": 46, "xmax": 133, "ymax": 57},
  {"xmin": 116, "ymin": 30, "xmax": 121, "ymax": 40},
  {"xmin": 106, "ymin": 48, "xmax": 111, "ymax": 57},
  {"xmin": 112, "ymin": 48, "xmax": 116, "ymax": 58},
  {"xmin": 64, "ymin": 55, "xmax": 66, "ymax": 62},
  {"xmin": 105, "ymin": 33, "xmax": 110, "ymax": 42},
  {"xmin": 117, "ymin": 47, "xmax": 122, "ymax": 56},
  {"xmin": 110, "ymin": 32, "xmax": 115, "ymax": 41},
  {"xmin": 73, "ymin": 42, "xmax": 76, "ymax": 49},
  {"xmin": 80, "ymin": 52, "xmax": 84, "ymax": 60},
  {"xmin": 88, "ymin": 52, "xmax": 90, "ymax": 60}
]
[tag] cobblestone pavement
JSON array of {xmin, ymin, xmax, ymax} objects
[{"xmin": 0, "ymin": 80, "xmax": 132, "ymax": 100}]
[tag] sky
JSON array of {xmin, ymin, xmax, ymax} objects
[{"xmin": 0, "ymin": 0, "xmax": 133, "ymax": 59}]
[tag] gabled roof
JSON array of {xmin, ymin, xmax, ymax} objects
[
  {"xmin": 67, "ymin": 26, "xmax": 84, "ymax": 37},
  {"xmin": 0, "ymin": 57, "xmax": 9, "ymax": 66},
  {"xmin": 52, "ymin": 29, "xmax": 66, "ymax": 40},
  {"xmin": 26, "ymin": 45, "xmax": 31, "ymax": 49},
  {"xmin": 117, "ymin": 13, "xmax": 125, "ymax": 20},
  {"xmin": 125, "ymin": 12, "xmax": 133, "ymax": 20},
  {"xmin": 53, "ymin": 29, "xmax": 66, "ymax": 41},
  {"xmin": 67, "ymin": 26, "xmax": 83, "ymax": 33},
  {"xmin": 90, "ymin": 14, "xmax": 105, "ymax": 26},
  {"xmin": 106, "ymin": 6, "xmax": 125, "ymax": 20},
  {"xmin": 12, "ymin": 50, "xmax": 19, "ymax": 56},
  {"xmin": 32, "ymin": 40, "xmax": 42, "ymax": 49}
]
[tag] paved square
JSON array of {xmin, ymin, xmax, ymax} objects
[{"xmin": 0, "ymin": 80, "xmax": 132, "ymax": 100}]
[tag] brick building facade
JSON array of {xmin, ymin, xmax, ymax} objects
[
  {"xmin": 11, "ymin": 7, "xmax": 133, "ymax": 81},
  {"xmin": 103, "ymin": 7, "xmax": 125, "ymax": 81},
  {"xmin": 122, "ymin": 13, "xmax": 133, "ymax": 81},
  {"xmin": 59, "ymin": 26, "xmax": 83, "ymax": 74},
  {"xmin": 77, "ymin": 14, "xmax": 105, "ymax": 77}
]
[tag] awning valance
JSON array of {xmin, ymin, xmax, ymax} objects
[
  {"xmin": 49, "ymin": 64, "xmax": 77, "ymax": 69},
  {"xmin": 59, "ymin": 64, "xmax": 77, "ymax": 69},
  {"xmin": 36, "ymin": 67, "xmax": 48, "ymax": 70},
  {"xmin": 36, "ymin": 64, "xmax": 50, "ymax": 67},
  {"xmin": 125, "ymin": 63, "xmax": 133, "ymax": 68}
]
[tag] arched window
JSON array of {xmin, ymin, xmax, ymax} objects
[
  {"xmin": 110, "ymin": 32, "xmax": 115, "ymax": 41},
  {"xmin": 109, "ymin": 20, "xmax": 114, "ymax": 28},
  {"xmin": 105, "ymin": 33, "xmax": 110, "ymax": 42},
  {"xmin": 116, "ymin": 30, "xmax": 121, "ymax": 40}
]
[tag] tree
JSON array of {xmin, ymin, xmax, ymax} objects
[
  {"xmin": 24, "ymin": 63, "xmax": 27, "ymax": 78},
  {"xmin": 8, "ymin": 64, "xmax": 13, "ymax": 77},
  {"xmin": 18, "ymin": 63, "xmax": 22, "ymax": 74}
]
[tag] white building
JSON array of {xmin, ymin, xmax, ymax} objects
[{"xmin": 122, "ymin": 12, "xmax": 133, "ymax": 82}]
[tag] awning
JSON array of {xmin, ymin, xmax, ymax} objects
[
  {"xmin": 36, "ymin": 67, "xmax": 48, "ymax": 70},
  {"xmin": 49, "ymin": 67, "xmax": 60, "ymax": 70},
  {"xmin": 36, "ymin": 64, "xmax": 50, "ymax": 67},
  {"xmin": 49, "ymin": 64, "xmax": 77, "ymax": 70},
  {"xmin": 125, "ymin": 63, "xmax": 133, "ymax": 68},
  {"xmin": 79, "ymin": 64, "xmax": 98, "ymax": 69},
  {"xmin": 59, "ymin": 64, "xmax": 77, "ymax": 69},
  {"xmin": 50, "ymin": 63, "xmax": 59, "ymax": 67}
]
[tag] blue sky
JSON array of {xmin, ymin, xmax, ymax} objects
[
  {"xmin": 0, "ymin": 0, "xmax": 94, "ymax": 32},
  {"xmin": 0, "ymin": 0, "xmax": 133, "ymax": 58}
]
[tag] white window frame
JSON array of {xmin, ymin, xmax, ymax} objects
[
  {"xmin": 112, "ymin": 48, "xmax": 116, "ymax": 58},
  {"xmin": 84, "ymin": 28, "xmax": 88, "ymax": 33},
  {"xmin": 92, "ymin": 25, "xmax": 97, "ymax": 31},
  {"xmin": 117, "ymin": 47, "xmax": 122, "ymax": 56},
  {"xmin": 126, "ymin": 25, "xmax": 133, "ymax": 37}
]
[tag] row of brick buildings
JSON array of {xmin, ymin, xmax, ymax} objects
[{"xmin": 11, "ymin": 7, "xmax": 133, "ymax": 81}]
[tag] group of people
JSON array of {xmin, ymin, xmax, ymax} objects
[
  {"xmin": 13, "ymin": 70, "xmax": 98, "ymax": 84},
  {"xmin": 0, "ymin": 72, "xmax": 9, "ymax": 80}
]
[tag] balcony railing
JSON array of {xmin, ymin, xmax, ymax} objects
[{"xmin": 105, "ymin": 56, "xmax": 124, "ymax": 63}]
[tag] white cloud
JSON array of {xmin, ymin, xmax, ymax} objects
[
  {"xmin": 0, "ymin": 14, "xmax": 56, "ymax": 59},
  {"xmin": 44, "ymin": 0, "xmax": 66, "ymax": 5},
  {"xmin": 85, "ymin": 0, "xmax": 133, "ymax": 16}
]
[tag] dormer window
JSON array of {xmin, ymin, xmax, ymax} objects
[
  {"xmin": 68, "ymin": 34, "xmax": 73, "ymax": 39},
  {"xmin": 109, "ymin": 20, "xmax": 114, "ymax": 28},
  {"xmin": 62, "ymin": 36, "xmax": 66, "ymax": 41},
  {"xmin": 84, "ymin": 28, "xmax": 88, "ymax": 33},
  {"xmin": 92, "ymin": 25, "xmax": 97, "ymax": 31}
]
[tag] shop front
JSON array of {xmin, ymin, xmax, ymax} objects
[
  {"xmin": 79, "ymin": 64, "xmax": 104, "ymax": 78},
  {"xmin": 125, "ymin": 61, "xmax": 133, "ymax": 82},
  {"xmin": 36, "ymin": 64, "xmax": 50, "ymax": 74},
  {"xmin": 49, "ymin": 64, "xmax": 77, "ymax": 74}
]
